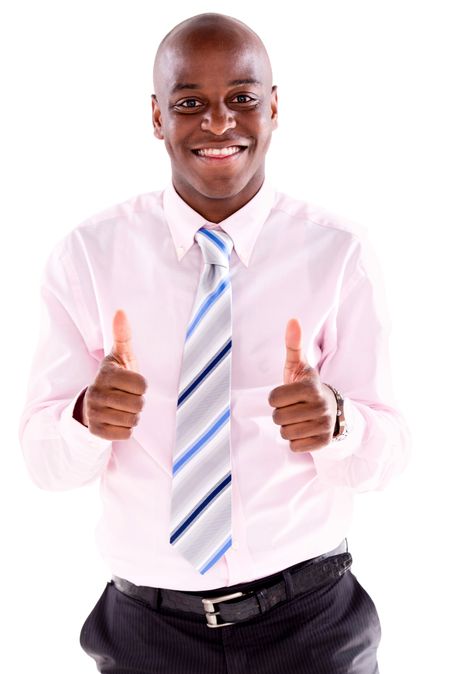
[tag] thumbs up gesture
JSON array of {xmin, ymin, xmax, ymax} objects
[
  {"xmin": 268, "ymin": 319, "xmax": 337, "ymax": 453},
  {"xmin": 81, "ymin": 309, "xmax": 148, "ymax": 440}
]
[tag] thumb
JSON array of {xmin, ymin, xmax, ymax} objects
[
  {"xmin": 283, "ymin": 318, "xmax": 313, "ymax": 385},
  {"xmin": 110, "ymin": 309, "xmax": 139, "ymax": 372}
]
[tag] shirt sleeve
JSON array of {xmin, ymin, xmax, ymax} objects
[
  {"xmin": 312, "ymin": 229, "xmax": 412, "ymax": 492},
  {"xmin": 18, "ymin": 235, "xmax": 112, "ymax": 491}
]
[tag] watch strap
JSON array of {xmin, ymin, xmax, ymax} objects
[{"xmin": 324, "ymin": 383, "xmax": 349, "ymax": 441}]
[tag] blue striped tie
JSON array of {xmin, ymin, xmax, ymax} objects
[{"xmin": 169, "ymin": 227, "xmax": 234, "ymax": 575}]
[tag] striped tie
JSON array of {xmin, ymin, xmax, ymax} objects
[{"xmin": 169, "ymin": 226, "xmax": 234, "ymax": 575}]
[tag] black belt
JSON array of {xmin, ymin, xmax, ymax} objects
[{"xmin": 112, "ymin": 539, "xmax": 352, "ymax": 628}]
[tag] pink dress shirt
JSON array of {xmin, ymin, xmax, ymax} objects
[{"xmin": 18, "ymin": 178, "xmax": 411, "ymax": 590}]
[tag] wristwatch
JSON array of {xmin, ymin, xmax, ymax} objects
[{"xmin": 324, "ymin": 383, "xmax": 349, "ymax": 441}]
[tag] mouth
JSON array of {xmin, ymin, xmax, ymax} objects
[{"xmin": 191, "ymin": 145, "xmax": 248, "ymax": 162}]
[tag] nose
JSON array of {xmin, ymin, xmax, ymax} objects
[{"xmin": 201, "ymin": 103, "xmax": 236, "ymax": 135}]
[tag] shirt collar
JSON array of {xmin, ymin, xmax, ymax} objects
[{"xmin": 162, "ymin": 178, "xmax": 277, "ymax": 268}]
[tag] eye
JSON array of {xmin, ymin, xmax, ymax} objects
[
  {"xmin": 232, "ymin": 94, "xmax": 254, "ymax": 104},
  {"xmin": 178, "ymin": 99, "xmax": 202, "ymax": 109}
]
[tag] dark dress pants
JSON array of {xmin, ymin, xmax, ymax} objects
[{"xmin": 79, "ymin": 566, "xmax": 381, "ymax": 673}]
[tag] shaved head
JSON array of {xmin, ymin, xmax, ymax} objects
[
  {"xmin": 150, "ymin": 13, "xmax": 278, "ymax": 222},
  {"xmin": 153, "ymin": 13, "xmax": 273, "ymax": 101}
]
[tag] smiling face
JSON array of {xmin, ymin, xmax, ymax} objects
[{"xmin": 152, "ymin": 17, "xmax": 278, "ymax": 222}]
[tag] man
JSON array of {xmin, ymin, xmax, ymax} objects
[{"xmin": 19, "ymin": 11, "xmax": 410, "ymax": 673}]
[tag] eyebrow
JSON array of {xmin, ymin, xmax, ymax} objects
[{"xmin": 170, "ymin": 79, "xmax": 262, "ymax": 94}]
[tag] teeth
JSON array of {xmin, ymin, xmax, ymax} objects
[{"xmin": 196, "ymin": 146, "xmax": 242, "ymax": 157}]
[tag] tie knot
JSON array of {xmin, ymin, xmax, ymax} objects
[{"xmin": 194, "ymin": 228, "xmax": 234, "ymax": 268}]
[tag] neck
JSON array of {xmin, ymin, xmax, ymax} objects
[{"xmin": 172, "ymin": 173, "xmax": 265, "ymax": 223}]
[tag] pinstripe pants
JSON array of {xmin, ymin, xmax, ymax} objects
[{"xmin": 79, "ymin": 569, "xmax": 381, "ymax": 673}]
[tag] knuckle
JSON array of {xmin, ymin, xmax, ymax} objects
[
  {"xmin": 311, "ymin": 375, "xmax": 322, "ymax": 390},
  {"xmin": 99, "ymin": 361, "xmax": 114, "ymax": 377},
  {"xmin": 290, "ymin": 440, "xmax": 301, "ymax": 452},
  {"xmin": 86, "ymin": 385, "xmax": 99, "ymax": 403},
  {"xmin": 85, "ymin": 401, "xmax": 96, "ymax": 421},
  {"xmin": 323, "ymin": 413, "xmax": 335, "ymax": 429},
  {"xmin": 89, "ymin": 422, "xmax": 109, "ymax": 440},
  {"xmin": 130, "ymin": 373, "xmax": 147, "ymax": 393},
  {"xmin": 100, "ymin": 392, "xmax": 114, "ymax": 409},
  {"xmin": 316, "ymin": 398, "xmax": 328, "ymax": 412},
  {"xmin": 113, "ymin": 426, "xmax": 130, "ymax": 440},
  {"xmin": 313, "ymin": 434, "xmax": 328, "ymax": 448},
  {"xmin": 89, "ymin": 385, "xmax": 113, "ymax": 409}
]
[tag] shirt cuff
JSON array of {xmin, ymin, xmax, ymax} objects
[{"xmin": 59, "ymin": 386, "xmax": 112, "ymax": 459}]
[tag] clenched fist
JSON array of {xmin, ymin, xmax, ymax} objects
[
  {"xmin": 78, "ymin": 309, "xmax": 148, "ymax": 440},
  {"xmin": 268, "ymin": 318, "xmax": 337, "ymax": 452}
]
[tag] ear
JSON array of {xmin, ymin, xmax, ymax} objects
[
  {"xmin": 151, "ymin": 94, "xmax": 164, "ymax": 140},
  {"xmin": 270, "ymin": 85, "xmax": 278, "ymax": 131}
]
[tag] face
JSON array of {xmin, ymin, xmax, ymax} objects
[{"xmin": 152, "ymin": 33, "xmax": 278, "ymax": 220}]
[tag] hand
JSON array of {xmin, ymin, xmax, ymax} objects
[
  {"xmin": 82, "ymin": 309, "xmax": 148, "ymax": 440},
  {"xmin": 268, "ymin": 318, "xmax": 337, "ymax": 452}
]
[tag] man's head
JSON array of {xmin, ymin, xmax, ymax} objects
[{"xmin": 152, "ymin": 13, "xmax": 278, "ymax": 221}]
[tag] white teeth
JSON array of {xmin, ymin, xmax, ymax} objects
[{"xmin": 196, "ymin": 146, "xmax": 242, "ymax": 157}]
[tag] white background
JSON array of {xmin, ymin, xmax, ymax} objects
[{"xmin": 2, "ymin": 1, "xmax": 449, "ymax": 672}]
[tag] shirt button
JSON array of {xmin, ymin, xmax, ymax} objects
[
  {"xmin": 177, "ymin": 246, "xmax": 184, "ymax": 255},
  {"xmin": 232, "ymin": 540, "xmax": 239, "ymax": 550}
]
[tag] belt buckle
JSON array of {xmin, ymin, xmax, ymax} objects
[{"xmin": 201, "ymin": 591, "xmax": 245, "ymax": 628}]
